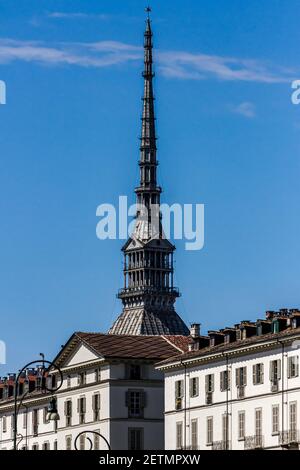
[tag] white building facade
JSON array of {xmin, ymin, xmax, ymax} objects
[
  {"xmin": 157, "ymin": 310, "xmax": 300, "ymax": 450},
  {"xmin": 0, "ymin": 333, "xmax": 187, "ymax": 450}
]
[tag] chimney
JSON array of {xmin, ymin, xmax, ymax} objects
[{"xmin": 190, "ymin": 323, "xmax": 201, "ymax": 339}]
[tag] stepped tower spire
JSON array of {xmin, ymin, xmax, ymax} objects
[{"xmin": 109, "ymin": 11, "xmax": 189, "ymax": 336}]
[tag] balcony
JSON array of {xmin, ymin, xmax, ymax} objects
[
  {"xmin": 205, "ymin": 392, "xmax": 213, "ymax": 405},
  {"xmin": 175, "ymin": 397, "xmax": 183, "ymax": 411},
  {"xmin": 212, "ymin": 440, "xmax": 231, "ymax": 450},
  {"xmin": 244, "ymin": 435, "xmax": 264, "ymax": 450},
  {"xmin": 271, "ymin": 381, "xmax": 279, "ymax": 392},
  {"xmin": 117, "ymin": 286, "xmax": 180, "ymax": 298},
  {"xmin": 279, "ymin": 430, "xmax": 300, "ymax": 448},
  {"xmin": 237, "ymin": 386, "xmax": 245, "ymax": 399}
]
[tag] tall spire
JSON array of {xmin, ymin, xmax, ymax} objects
[
  {"xmin": 135, "ymin": 11, "xmax": 161, "ymax": 231},
  {"xmin": 140, "ymin": 14, "xmax": 157, "ymax": 166},
  {"xmin": 108, "ymin": 11, "xmax": 189, "ymax": 336}
]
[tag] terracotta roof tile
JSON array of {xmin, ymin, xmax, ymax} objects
[
  {"xmin": 157, "ymin": 326, "xmax": 300, "ymax": 367},
  {"xmin": 75, "ymin": 332, "xmax": 183, "ymax": 360}
]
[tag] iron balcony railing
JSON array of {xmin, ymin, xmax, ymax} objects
[
  {"xmin": 279, "ymin": 430, "xmax": 300, "ymax": 446},
  {"xmin": 212, "ymin": 440, "xmax": 231, "ymax": 450},
  {"xmin": 125, "ymin": 263, "xmax": 173, "ymax": 271},
  {"xmin": 117, "ymin": 286, "xmax": 180, "ymax": 298},
  {"xmin": 244, "ymin": 435, "xmax": 264, "ymax": 450}
]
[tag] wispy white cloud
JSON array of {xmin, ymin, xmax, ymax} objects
[
  {"xmin": 158, "ymin": 51, "xmax": 292, "ymax": 84},
  {"xmin": 232, "ymin": 102, "xmax": 256, "ymax": 118},
  {"xmin": 47, "ymin": 12, "xmax": 109, "ymax": 20},
  {"xmin": 0, "ymin": 37, "xmax": 293, "ymax": 84}
]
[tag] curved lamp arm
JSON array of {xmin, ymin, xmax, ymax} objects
[
  {"xmin": 74, "ymin": 431, "xmax": 111, "ymax": 451},
  {"xmin": 13, "ymin": 355, "xmax": 63, "ymax": 450}
]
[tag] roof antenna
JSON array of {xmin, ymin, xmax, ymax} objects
[{"xmin": 145, "ymin": 6, "xmax": 152, "ymax": 19}]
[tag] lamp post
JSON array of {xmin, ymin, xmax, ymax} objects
[
  {"xmin": 74, "ymin": 430, "xmax": 111, "ymax": 451},
  {"xmin": 13, "ymin": 353, "xmax": 63, "ymax": 450}
]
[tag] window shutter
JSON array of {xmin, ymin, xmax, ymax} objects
[
  {"xmin": 205, "ymin": 375, "xmax": 209, "ymax": 392},
  {"xmin": 141, "ymin": 391, "xmax": 146, "ymax": 408},
  {"xmin": 77, "ymin": 398, "xmax": 80, "ymax": 413},
  {"xmin": 296, "ymin": 356, "xmax": 299, "ymax": 377},
  {"xmin": 243, "ymin": 367, "xmax": 247, "ymax": 386},
  {"xmin": 125, "ymin": 391, "xmax": 130, "ymax": 407},
  {"xmin": 228, "ymin": 370, "xmax": 231, "ymax": 390},
  {"xmin": 92, "ymin": 395, "xmax": 95, "ymax": 411},
  {"xmin": 236, "ymin": 369, "xmax": 240, "ymax": 387},
  {"xmin": 69, "ymin": 401, "xmax": 72, "ymax": 417},
  {"xmin": 269, "ymin": 361, "xmax": 273, "ymax": 381},
  {"xmin": 189, "ymin": 378, "xmax": 192, "ymax": 397},
  {"xmin": 211, "ymin": 375, "xmax": 215, "ymax": 392},
  {"xmin": 288, "ymin": 358, "xmax": 291, "ymax": 379},
  {"xmin": 220, "ymin": 372, "xmax": 224, "ymax": 392},
  {"xmin": 261, "ymin": 364, "xmax": 264, "ymax": 383},
  {"xmin": 196, "ymin": 377, "xmax": 199, "ymax": 395},
  {"xmin": 277, "ymin": 360, "xmax": 281, "ymax": 380},
  {"xmin": 252, "ymin": 365, "xmax": 256, "ymax": 385},
  {"xmin": 82, "ymin": 397, "xmax": 86, "ymax": 413},
  {"xmin": 64, "ymin": 401, "xmax": 68, "ymax": 416}
]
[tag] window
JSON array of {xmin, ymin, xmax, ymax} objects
[
  {"xmin": 42, "ymin": 442, "xmax": 50, "ymax": 450},
  {"xmin": 175, "ymin": 380, "xmax": 184, "ymax": 410},
  {"xmin": 79, "ymin": 434, "xmax": 85, "ymax": 450},
  {"xmin": 32, "ymin": 409, "xmax": 39, "ymax": 436},
  {"xmin": 32, "ymin": 443, "xmax": 39, "ymax": 450},
  {"xmin": 255, "ymin": 408, "xmax": 262, "ymax": 438},
  {"xmin": 191, "ymin": 419, "xmax": 198, "ymax": 450},
  {"xmin": 220, "ymin": 370, "xmax": 231, "ymax": 392},
  {"xmin": 128, "ymin": 428, "xmax": 144, "ymax": 450},
  {"xmin": 54, "ymin": 440, "xmax": 58, "ymax": 450},
  {"xmin": 43, "ymin": 407, "xmax": 49, "ymax": 424},
  {"xmin": 92, "ymin": 393, "xmax": 101, "ymax": 421},
  {"xmin": 189, "ymin": 377, "xmax": 199, "ymax": 398},
  {"xmin": 66, "ymin": 435, "xmax": 72, "ymax": 451},
  {"xmin": 205, "ymin": 374, "xmax": 214, "ymax": 393},
  {"xmin": 23, "ymin": 411, "xmax": 27, "ymax": 429},
  {"xmin": 205, "ymin": 374, "xmax": 214, "ymax": 404},
  {"xmin": 50, "ymin": 375, "xmax": 56, "ymax": 390},
  {"xmin": 252, "ymin": 363, "xmax": 264, "ymax": 385},
  {"xmin": 289, "ymin": 402, "xmax": 297, "ymax": 439},
  {"xmin": 176, "ymin": 422, "xmax": 183, "ymax": 450},
  {"xmin": 94, "ymin": 368, "xmax": 101, "ymax": 382},
  {"xmin": 126, "ymin": 390, "xmax": 145, "ymax": 418},
  {"xmin": 78, "ymin": 372, "xmax": 86, "ymax": 386},
  {"xmin": 206, "ymin": 417, "xmax": 213, "ymax": 445},
  {"xmin": 94, "ymin": 431, "xmax": 100, "ymax": 450},
  {"xmin": 270, "ymin": 360, "xmax": 281, "ymax": 383},
  {"xmin": 64, "ymin": 400, "xmax": 72, "ymax": 427},
  {"xmin": 236, "ymin": 367, "xmax": 247, "ymax": 388},
  {"xmin": 2, "ymin": 416, "xmax": 7, "ymax": 433},
  {"xmin": 77, "ymin": 396, "xmax": 86, "ymax": 424},
  {"xmin": 222, "ymin": 414, "xmax": 229, "ymax": 443},
  {"xmin": 238, "ymin": 411, "xmax": 245, "ymax": 440},
  {"xmin": 272, "ymin": 405, "xmax": 279, "ymax": 435},
  {"xmin": 288, "ymin": 356, "xmax": 299, "ymax": 379},
  {"xmin": 129, "ymin": 364, "xmax": 141, "ymax": 380}
]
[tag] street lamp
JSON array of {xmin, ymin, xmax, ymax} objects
[{"xmin": 13, "ymin": 353, "xmax": 63, "ymax": 450}]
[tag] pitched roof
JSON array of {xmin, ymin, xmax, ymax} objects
[{"xmin": 74, "ymin": 332, "xmax": 188, "ymax": 361}]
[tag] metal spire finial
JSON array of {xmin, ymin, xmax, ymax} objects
[{"xmin": 145, "ymin": 6, "xmax": 152, "ymax": 18}]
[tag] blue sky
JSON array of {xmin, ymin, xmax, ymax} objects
[{"xmin": 0, "ymin": 0, "xmax": 300, "ymax": 373}]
